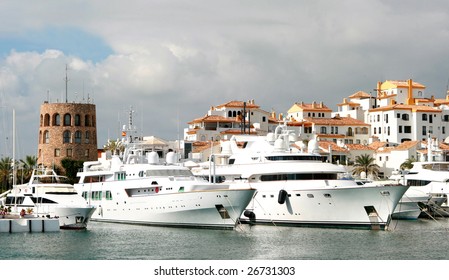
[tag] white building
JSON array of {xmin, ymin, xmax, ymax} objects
[{"xmin": 184, "ymin": 100, "xmax": 276, "ymax": 142}]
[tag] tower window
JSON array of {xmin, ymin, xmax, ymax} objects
[
  {"xmin": 64, "ymin": 113, "xmax": 71, "ymax": 126},
  {"xmin": 75, "ymin": 131, "xmax": 82, "ymax": 143},
  {"xmin": 63, "ymin": 130, "xmax": 71, "ymax": 143}
]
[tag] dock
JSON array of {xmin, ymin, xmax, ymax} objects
[{"xmin": 0, "ymin": 216, "xmax": 60, "ymax": 233}]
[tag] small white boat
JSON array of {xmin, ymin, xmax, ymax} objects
[{"xmin": 1, "ymin": 167, "xmax": 96, "ymax": 229}]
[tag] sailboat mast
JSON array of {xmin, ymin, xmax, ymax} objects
[{"xmin": 12, "ymin": 108, "xmax": 16, "ymax": 211}]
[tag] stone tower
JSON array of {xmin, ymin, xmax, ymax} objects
[{"xmin": 37, "ymin": 101, "xmax": 98, "ymax": 168}]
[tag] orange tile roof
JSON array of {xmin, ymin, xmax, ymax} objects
[
  {"xmin": 348, "ymin": 91, "xmax": 371, "ymax": 99},
  {"xmin": 383, "ymin": 80, "xmax": 426, "ymax": 88},
  {"xmin": 337, "ymin": 101, "xmax": 361, "ymax": 106},
  {"xmin": 215, "ymin": 100, "xmax": 260, "ymax": 109},
  {"xmin": 188, "ymin": 115, "xmax": 237, "ymax": 124},
  {"xmin": 318, "ymin": 141, "xmax": 349, "ymax": 153},
  {"xmin": 317, "ymin": 134, "xmax": 345, "ymax": 138},
  {"xmin": 369, "ymin": 104, "xmax": 441, "ymax": 113},
  {"xmin": 192, "ymin": 141, "xmax": 221, "ymax": 153},
  {"xmin": 219, "ymin": 129, "xmax": 257, "ymax": 135},
  {"xmin": 346, "ymin": 144, "xmax": 375, "ymax": 151},
  {"xmin": 288, "ymin": 102, "xmax": 332, "ymax": 112},
  {"xmin": 304, "ymin": 116, "xmax": 369, "ymax": 126},
  {"xmin": 393, "ymin": 140, "xmax": 420, "ymax": 150},
  {"xmin": 368, "ymin": 141, "xmax": 388, "ymax": 150}
]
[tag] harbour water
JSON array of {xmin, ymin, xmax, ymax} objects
[{"xmin": 2, "ymin": 218, "xmax": 449, "ymax": 279}]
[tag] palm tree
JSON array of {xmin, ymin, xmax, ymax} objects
[
  {"xmin": 352, "ymin": 154, "xmax": 380, "ymax": 180},
  {"xmin": 19, "ymin": 155, "xmax": 37, "ymax": 183},
  {"xmin": 400, "ymin": 157, "xmax": 415, "ymax": 170},
  {"xmin": 0, "ymin": 157, "xmax": 13, "ymax": 192},
  {"xmin": 104, "ymin": 139, "xmax": 124, "ymax": 155}
]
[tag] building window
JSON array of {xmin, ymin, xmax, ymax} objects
[
  {"xmin": 54, "ymin": 148, "xmax": 60, "ymax": 157},
  {"xmin": 399, "ymin": 126, "xmax": 403, "ymax": 133},
  {"xmin": 85, "ymin": 115, "xmax": 90, "ymax": 126},
  {"xmin": 404, "ymin": 126, "xmax": 412, "ymax": 133},
  {"xmin": 85, "ymin": 149, "xmax": 89, "ymax": 157},
  {"xmin": 429, "ymin": 114, "xmax": 433, "ymax": 123},
  {"xmin": 374, "ymin": 127, "xmax": 377, "ymax": 134},
  {"xmin": 262, "ymin": 116, "xmax": 266, "ymax": 122},
  {"xmin": 67, "ymin": 148, "xmax": 72, "ymax": 157},
  {"xmin": 422, "ymin": 126, "xmax": 426, "ymax": 136},
  {"xmin": 422, "ymin": 114, "xmax": 427, "ymax": 121},
  {"xmin": 44, "ymin": 114, "xmax": 50, "ymax": 126},
  {"xmin": 75, "ymin": 114, "xmax": 81, "ymax": 126},
  {"xmin": 387, "ymin": 127, "xmax": 390, "ymax": 136},
  {"xmin": 63, "ymin": 130, "xmax": 71, "ymax": 143},
  {"xmin": 402, "ymin": 114, "xmax": 409, "ymax": 121},
  {"xmin": 53, "ymin": 114, "xmax": 60, "ymax": 126},
  {"xmin": 44, "ymin": 130, "xmax": 49, "ymax": 144},
  {"xmin": 396, "ymin": 113, "xmax": 400, "ymax": 118},
  {"xmin": 75, "ymin": 131, "xmax": 82, "ymax": 143},
  {"xmin": 64, "ymin": 113, "xmax": 71, "ymax": 126},
  {"xmin": 443, "ymin": 127, "xmax": 446, "ymax": 134},
  {"xmin": 85, "ymin": 131, "xmax": 90, "ymax": 143},
  {"xmin": 320, "ymin": 127, "xmax": 327, "ymax": 134}
]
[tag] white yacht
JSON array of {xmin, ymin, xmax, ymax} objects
[
  {"xmin": 191, "ymin": 124, "xmax": 409, "ymax": 230},
  {"xmin": 1, "ymin": 167, "xmax": 96, "ymax": 229},
  {"xmin": 73, "ymin": 112, "xmax": 256, "ymax": 230},
  {"xmin": 391, "ymin": 161, "xmax": 449, "ymax": 217}
]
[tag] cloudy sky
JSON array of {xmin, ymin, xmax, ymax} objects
[{"xmin": 2, "ymin": 0, "xmax": 449, "ymax": 158}]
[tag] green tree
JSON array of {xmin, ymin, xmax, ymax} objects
[
  {"xmin": 0, "ymin": 157, "xmax": 13, "ymax": 193},
  {"xmin": 400, "ymin": 158, "xmax": 415, "ymax": 170},
  {"xmin": 104, "ymin": 139, "xmax": 124, "ymax": 155},
  {"xmin": 352, "ymin": 154, "xmax": 380, "ymax": 180},
  {"xmin": 19, "ymin": 155, "xmax": 37, "ymax": 184},
  {"xmin": 60, "ymin": 158, "xmax": 84, "ymax": 184}
]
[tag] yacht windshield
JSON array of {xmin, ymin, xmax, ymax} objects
[{"xmin": 265, "ymin": 155, "xmax": 325, "ymax": 162}]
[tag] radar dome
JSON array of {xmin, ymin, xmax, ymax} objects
[
  {"xmin": 147, "ymin": 151, "xmax": 159, "ymax": 164},
  {"xmin": 166, "ymin": 151, "xmax": 177, "ymax": 165}
]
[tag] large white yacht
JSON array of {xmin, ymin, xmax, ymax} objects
[
  {"xmin": 1, "ymin": 167, "xmax": 96, "ymax": 229},
  {"xmin": 391, "ymin": 161, "xmax": 449, "ymax": 217},
  {"xmin": 73, "ymin": 112, "xmax": 256, "ymax": 230},
  {"xmin": 191, "ymin": 124, "xmax": 409, "ymax": 230}
]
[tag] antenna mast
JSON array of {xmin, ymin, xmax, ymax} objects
[{"xmin": 64, "ymin": 64, "xmax": 69, "ymax": 103}]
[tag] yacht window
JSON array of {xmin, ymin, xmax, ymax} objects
[
  {"xmin": 260, "ymin": 173, "xmax": 338, "ymax": 181},
  {"xmin": 324, "ymin": 194, "xmax": 331, "ymax": 198},
  {"xmin": 307, "ymin": 194, "xmax": 314, "ymax": 198}
]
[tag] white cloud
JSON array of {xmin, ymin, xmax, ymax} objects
[{"xmin": 2, "ymin": 0, "xmax": 449, "ymax": 158}]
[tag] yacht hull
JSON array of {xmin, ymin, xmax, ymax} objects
[
  {"xmin": 55, "ymin": 206, "xmax": 96, "ymax": 229},
  {"xmin": 82, "ymin": 188, "xmax": 256, "ymax": 230},
  {"xmin": 237, "ymin": 184, "xmax": 408, "ymax": 230}
]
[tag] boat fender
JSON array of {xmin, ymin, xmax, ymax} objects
[
  {"xmin": 155, "ymin": 187, "xmax": 159, "ymax": 193},
  {"xmin": 243, "ymin": 210, "xmax": 255, "ymax": 219},
  {"xmin": 278, "ymin": 189, "xmax": 288, "ymax": 204}
]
